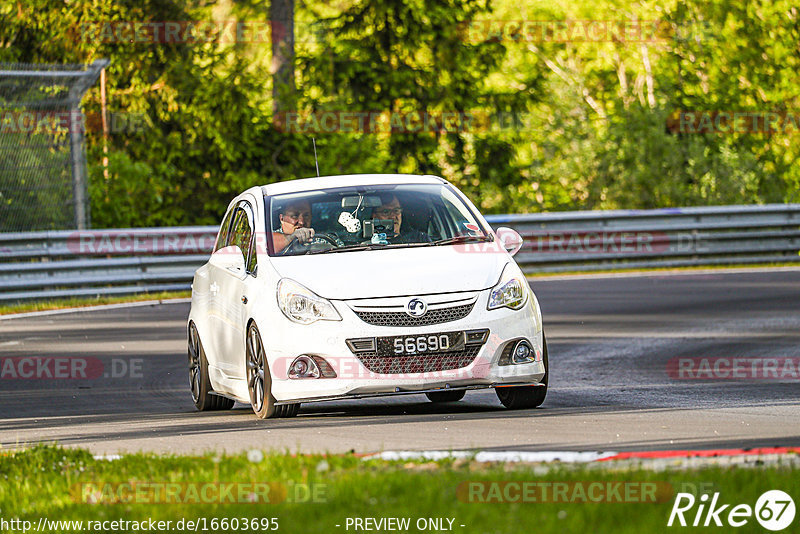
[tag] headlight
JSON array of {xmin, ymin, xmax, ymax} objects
[
  {"xmin": 277, "ymin": 278, "xmax": 342, "ymax": 324},
  {"xmin": 487, "ymin": 264, "xmax": 527, "ymax": 311}
]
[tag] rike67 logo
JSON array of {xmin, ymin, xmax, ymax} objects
[{"xmin": 668, "ymin": 490, "xmax": 795, "ymax": 531}]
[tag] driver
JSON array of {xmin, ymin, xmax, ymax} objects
[
  {"xmin": 374, "ymin": 194, "xmax": 431, "ymax": 244},
  {"xmin": 272, "ymin": 199, "xmax": 315, "ymax": 253}
]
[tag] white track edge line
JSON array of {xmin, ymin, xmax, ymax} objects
[
  {"xmin": 0, "ymin": 298, "xmax": 192, "ymax": 321},
  {"xmin": 364, "ymin": 451, "xmax": 618, "ymax": 463}
]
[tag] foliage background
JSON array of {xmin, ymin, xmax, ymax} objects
[{"xmin": 1, "ymin": 0, "xmax": 797, "ymax": 228}]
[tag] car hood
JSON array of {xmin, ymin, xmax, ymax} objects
[{"xmin": 270, "ymin": 246, "xmax": 508, "ymax": 300}]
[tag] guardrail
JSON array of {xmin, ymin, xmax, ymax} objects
[
  {"xmin": 492, "ymin": 203, "xmax": 800, "ymax": 274},
  {"xmin": 1, "ymin": 204, "xmax": 798, "ymax": 302},
  {"xmin": 0, "ymin": 227, "xmax": 216, "ymax": 302}
]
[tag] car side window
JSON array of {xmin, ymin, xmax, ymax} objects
[
  {"xmin": 241, "ymin": 203, "xmax": 257, "ymax": 274},
  {"xmin": 229, "ymin": 208, "xmax": 247, "ymax": 263},
  {"xmin": 214, "ymin": 208, "xmax": 235, "ymax": 252},
  {"xmin": 442, "ymin": 201, "xmax": 469, "ymax": 234},
  {"xmin": 228, "ymin": 203, "xmax": 256, "ymax": 274}
]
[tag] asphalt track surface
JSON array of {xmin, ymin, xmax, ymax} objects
[{"xmin": 1, "ymin": 269, "xmax": 799, "ymax": 455}]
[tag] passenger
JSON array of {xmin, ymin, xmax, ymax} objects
[
  {"xmin": 374, "ymin": 194, "xmax": 431, "ymax": 244},
  {"xmin": 272, "ymin": 199, "xmax": 315, "ymax": 252}
]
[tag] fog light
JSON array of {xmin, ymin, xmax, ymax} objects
[
  {"xmin": 293, "ymin": 360, "xmax": 308, "ymax": 375},
  {"xmin": 498, "ymin": 339, "xmax": 538, "ymax": 366},
  {"xmin": 512, "ymin": 340, "xmax": 535, "ymax": 364},
  {"xmin": 288, "ymin": 355, "xmax": 320, "ymax": 379}
]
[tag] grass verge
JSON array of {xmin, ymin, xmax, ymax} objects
[
  {"xmin": 0, "ymin": 291, "xmax": 191, "ymax": 316},
  {"xmin": 0, "ymin": 445, "xmax": 796, "ymax": 533}
]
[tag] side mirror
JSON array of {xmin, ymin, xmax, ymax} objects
[
  {"xmin": 209, "ymin": 245, "xmax": 247, "ymax": 276},
  {"xmin": 496, "ymin": 227, "xmax": 524, "ymax": 257}
]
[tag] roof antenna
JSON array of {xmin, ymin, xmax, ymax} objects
[{"xmin": 312, "ymin": 138, "xmax": 320, "ymax": 177}]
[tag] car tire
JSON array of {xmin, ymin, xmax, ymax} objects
[
  {"xmin": 188, "ymin": 322, "xmax": 235, "ymax": 411},
  {"xmin": 495, "ymin": 334, "xmax": 548, "ymax": 409},
  {"xmin": 425, "ymin": 390, "xmax": 466, "ymax": 403},
  {"xmin": 246, "ymin": 323, "xmax": 278, "ymax": 419},
  {"xmin": 273, "ymin": 403, "xmax": 301, "ymax": 418}
]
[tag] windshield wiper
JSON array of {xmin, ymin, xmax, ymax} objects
[
  {"xmin": 432, "ymin": 235, "xmax": 493, "ymax": 246},
  {"xmin": 307, "ymin": 244, "xmax": 377, "ymax": 254},
  {"xmin": 307, "ymin": 241, "xmax": 437, "ymax": 254}
]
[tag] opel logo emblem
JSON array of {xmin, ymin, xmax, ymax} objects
[{"xmin": 406, "ymin": 298, "xmax": 427, "ymax": 317}]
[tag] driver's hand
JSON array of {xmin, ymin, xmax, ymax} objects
[{"xmin": 290, "ymin": 227, "xmax": 315, "ymax": 244}]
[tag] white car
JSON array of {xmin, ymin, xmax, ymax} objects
[{"xmin": 188, "ymin": 174, "xmax": 548, "ymax": 418}]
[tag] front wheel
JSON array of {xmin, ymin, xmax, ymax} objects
[
  {"xmin": 188, "ymin": 322, "xmax": 235, "ymax": 411},
  {"xmin": 246, "ymin": 323, "xmax": 276, "ymax": 419},
  {"xmin": 246, "ymin": 323, "xmax": 300, "ymax": 419},
  {"xmin": 495, "ymin": 334, "xmax": 548, "ymax": 409}
]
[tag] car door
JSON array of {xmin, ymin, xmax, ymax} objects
[
  {"xmin": 196, "ymin": 204, "xmax": 234, "ymax": 362},
  {"xmin": 208, "ymin": 200, "xmax": 256, "ymax": 381}
]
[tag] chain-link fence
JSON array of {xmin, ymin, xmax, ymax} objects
[{"xmin": 0, "ymin": 59, "xmax": 107, "ymax": 232}]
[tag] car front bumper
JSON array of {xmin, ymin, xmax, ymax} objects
[{"xmin": 264, "ymin": 288, "xmax": 545, "ymax": 403}]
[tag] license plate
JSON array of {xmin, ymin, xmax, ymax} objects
[{"xmin": 377, "ymin": 331, "xmax": 465, "ymax": 356}]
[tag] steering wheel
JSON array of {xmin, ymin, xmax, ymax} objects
[
  {"xmin": 278, "ymin": 232, "xmax": 342, "ymax": 256},
  {"xmin": 312, "ymin": 232, "xmax": 342, "ymax": 247}
]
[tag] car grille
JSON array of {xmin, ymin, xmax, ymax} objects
[
  {"xmin": 353, "ymin": 345, "xmax": 482, "ymax": 374},
  {"xmin": 354, "ymin": 302, "xmax": 474, "ymax": 327}
]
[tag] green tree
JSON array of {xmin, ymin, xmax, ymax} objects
[{"xmin": 296, "ymin": 0, "xmax": 544, "ymax": 208}]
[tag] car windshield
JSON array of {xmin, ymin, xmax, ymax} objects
[{"xmin": 266, "ymin": 183, "xmax": 492, "ymax": 257}]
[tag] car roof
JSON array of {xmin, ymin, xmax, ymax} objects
[{"xmin": 260, "ymin": 174, "xmax": 447, "ymax": 196}]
